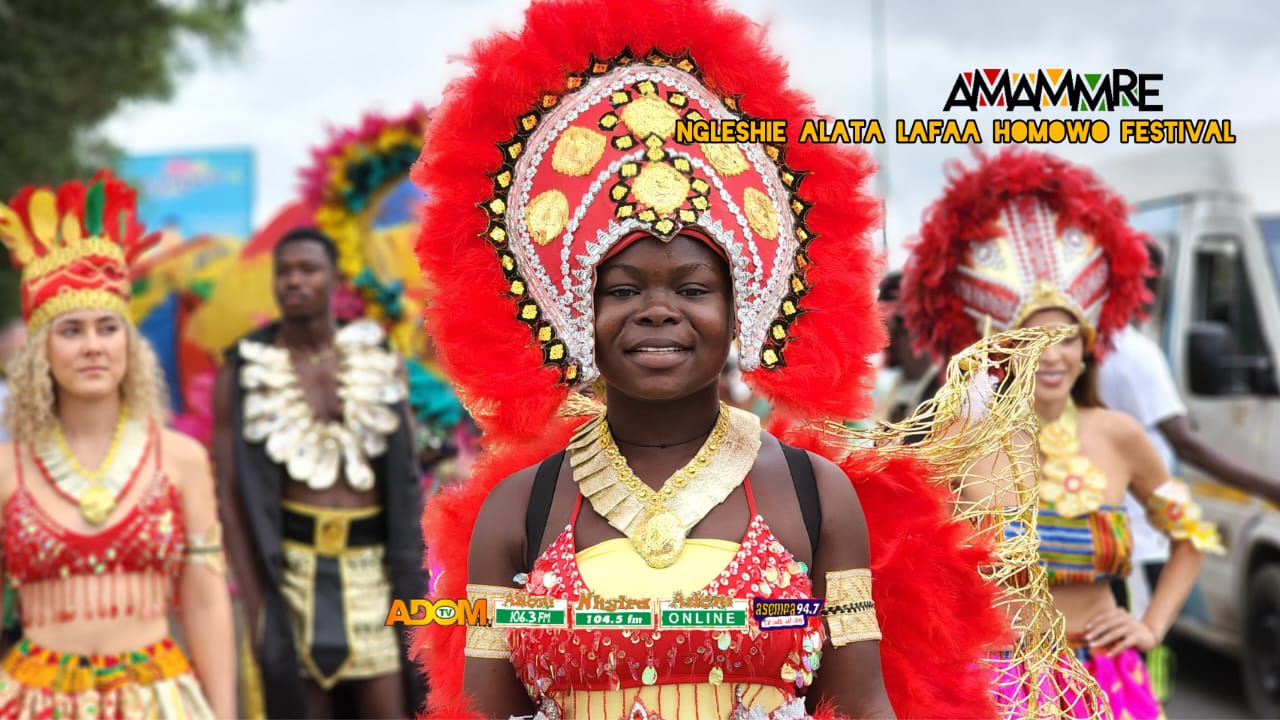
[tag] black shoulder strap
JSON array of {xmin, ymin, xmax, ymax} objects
[
  {"xmin": 525, "ymin": 450, "xmax": 566, "ymax": 571},
  {"xmin": 781, "ymin": 443, "xmax": 821, "ymax": 562}
]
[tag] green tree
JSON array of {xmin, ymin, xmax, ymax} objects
[{"xmin": 0, "ymin": 0, "xmax": 251, "ymax": 323}]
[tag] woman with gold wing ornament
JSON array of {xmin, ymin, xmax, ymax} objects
[{"xmin": 902, "ymin": 149, "xmax": 1225, "ymax": 720}]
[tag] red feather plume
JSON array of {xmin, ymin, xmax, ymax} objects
[
  {"xmin": 901, "ymin": 148, "xmax": 1151, "ymax": 364},
  {"xmin": 776, "ymin": 424, "xmax": 1009, "ymax": 719},
  {"xmin": 412, "ymin": 0, "xmax": 883, "ymax": 443}
]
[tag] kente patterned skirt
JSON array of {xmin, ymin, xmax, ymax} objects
[
  {"xmin": 279, "ymin": 500, "xmax": 402, "ymax": 689},
  {"xmin": 0, "ymin": 637, "xmax": 214, "ymax": 720}
]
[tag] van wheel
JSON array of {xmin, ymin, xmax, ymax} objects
[{"xmin": 1245, "ymin": 565, "xmax": 1280, "ymax": 717}]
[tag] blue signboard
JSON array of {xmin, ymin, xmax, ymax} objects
[{"xmin": 118, "ymin": 149, "xmax": 255, "ymax": 240}]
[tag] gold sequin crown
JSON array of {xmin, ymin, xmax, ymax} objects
[{"xmin": 0, "ymin": 170, "xmax": 158, "ymax": 331}]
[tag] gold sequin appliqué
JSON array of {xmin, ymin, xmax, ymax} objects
[
  {"xmin": 702, "ymin": 142, "xmax": 749, "ymax": 176},
  {"xmin": 524, "ymin": 189, "xmax": 570, "ymax": 246},
  {"xmin": 551, "ymin": 127, "xmax": 607, "ymax": 177},
  {"xmin": 619, "ymin": 94, "xmax": 680, "ymax": 139},
  {"xmin": 631, "ymin": 164, "xmax": 691, "ymax": 216},
  {"xmin": 743, "ymin": 187, "xmax": 780, "ymax": 240}
]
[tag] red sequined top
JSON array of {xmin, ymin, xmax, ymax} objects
[
  {"xmin": 3, "ymin": 428, "xmax": 186, "ymax": 587},
  {"xmin": 508, "ymin": 479, "xmax": 825, "ymax": 704}
]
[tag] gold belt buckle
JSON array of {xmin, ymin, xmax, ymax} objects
[{"xmin": 315, "ymin": 514, "xmax": 349, "ymax": 556}]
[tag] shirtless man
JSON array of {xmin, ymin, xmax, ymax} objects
[{"xmin": 214, "ymin": 227, "xmax": 425, "ymax": 717}]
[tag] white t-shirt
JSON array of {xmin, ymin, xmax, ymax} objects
[{"xmin": 1098, "ymin": 324, "xmax": 1187, "ymax": 563}]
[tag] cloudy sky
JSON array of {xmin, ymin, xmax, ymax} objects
[{"xmin": 102, "ymin": 0, "xmax": 1280, "ymax": 267}]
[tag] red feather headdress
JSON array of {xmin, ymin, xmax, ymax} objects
[
  {"xmin": 902, "ymin": 149, "xmax": 1151, "ymax": 363},
  {"xmin": 412, "ymin": 1, "xmax": 1004, "ymax": 717},
  {"xmin": 0, "ymin": 170, "xmax": 160, "ymax": 332},
  {"xmin": 412, "ymin": 0, "xmax": 884, "ymax": 440}
]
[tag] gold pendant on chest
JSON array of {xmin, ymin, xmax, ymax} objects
[
  {"xmin": 632, "ymin": 509, "xmax": 686, "ymax": 569},
  {"xmin": 569, "ymin": 403, "xmax": 761, "ymax": 569},
  {"xmin": 35, "ymin": 411, "xmax": 151, "ymax": 527},
  {"xmin": 1037, "ymin": 399, "xmax": 1108, "ymax": 518}
]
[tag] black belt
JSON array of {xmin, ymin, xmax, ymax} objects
[{"xmin": 282, "ymin": 506, "xmax": 385, "ymax": 554}]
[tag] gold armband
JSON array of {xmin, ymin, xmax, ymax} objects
[
  {"xmin": 185, "ymin": 522, "xmax": 228, "ymax": 575},
  {"xmin": 464, "ymin": 583, "xmax": 513, "ymax": 660},
  {"xmin": 1147, "ymin": 480, "xmax": 1225, "ymax": 555},
  {"xmin": 823, "ymin": 568, "xmax": 881, "ymax": 647}
]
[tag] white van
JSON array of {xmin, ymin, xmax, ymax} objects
[{"xmin": 1098, "ymin": 148, "xmax": 1280, "ymax": 717}]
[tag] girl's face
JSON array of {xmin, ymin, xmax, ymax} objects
[
  {"xmin": 593, "ymin": 234, "xmax": 734, "ymax": 402},
  {"xmin": 46, "ymin": 309, "xmax": 128, "ymax": 403},
  {"xmin": 1020, "ymin": 307, "xmax": 1085, "ymax": 407}
]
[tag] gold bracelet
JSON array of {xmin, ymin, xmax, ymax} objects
[
  {"xmin": 1146, "ymin": 480, "xmax": 1225, "ymax": 554},
  {"xmin": 824, "ymin": 568, "xmax": 881, "ymax": 647},
  {"xmin": 185, "ymin": 522, "xmax": 228, "ymax": 575},
  {"xmin": 464, "ymin": 583, "xmax": 514, "ymax": 660}
]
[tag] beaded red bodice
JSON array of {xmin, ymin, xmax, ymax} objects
[
  {"xmin": 3, "ymin": 438, "xmax": 186, "ymax": 594},
  {"xmin": 507, "ymin": 481, "xmax": 825, "ymax": 704}
]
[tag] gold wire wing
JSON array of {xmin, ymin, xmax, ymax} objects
[{"xmin": 824, "ymin": 326, "xmax": 1112, "ymax": 719}]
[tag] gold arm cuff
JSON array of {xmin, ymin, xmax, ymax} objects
[
  {"xmin": 464, "ymin": 583, "xmax": 514, "ymax": 660},
  {"xmin": 1146, "ymin": 480, "xmax": 1226, "ymax": 555},
  {"xmin": 824, "ymin": 568, "xmax": 881, "ymax": 647},
  {"xmin": 185, "ymin": 521, "xmax": 228, "ymax": 574}
]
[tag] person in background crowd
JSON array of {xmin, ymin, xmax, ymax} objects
[
  {"xmin": 213, "ymin": 227, "xmax": 425, "ymax": 718},
  {"xmin": 874, "ymin": 271, "xmax": 940, "ymax": 426},
  {"xmin": 0, "ymin": 171, "xmax": 234, "ymax": 717},
  {"xmin": 903, "ymin": 149, "xmax": 1223, "ymax": 719},
  {"xmin": 1098, "ymin": 240, "xmax": 1280, "ymax": 698}
]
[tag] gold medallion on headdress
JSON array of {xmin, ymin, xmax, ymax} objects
[{"xmin": 479, "ymin": 51, "xmax": 817, "ymax": 384}]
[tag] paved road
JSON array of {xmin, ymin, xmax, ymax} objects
[{"xmin": 1165, "ymin": 635, "xmax": 1252, "ymax": 719}]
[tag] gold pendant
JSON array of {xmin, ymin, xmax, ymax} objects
[
  {"xmin": 631, "ymin": 510, "xmax": 686, "ymax": 569},
  {"xmin": 79, "ymin": 484, "xmax": 117, "ymax": 526}
]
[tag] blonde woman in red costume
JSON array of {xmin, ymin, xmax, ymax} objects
[
  {"xmin": 406, "ymin": 1, "xmax": 1022, "ymax": 719},
  {"xmin": 902, "ymin": 149, "xmax": 1222, "ymax": 719},
  {"xmin": 0, "ymin": 172, "xmax": 234, "ymax": 718}
]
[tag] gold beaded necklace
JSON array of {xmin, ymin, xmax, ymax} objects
[
  {"xmin": 35, "ymin": 408, "xmax": 151, "ymax": 526},
  {"xmin": 601, "ymin": 405, "xmax": 729, "ymax": 504},
  {"xmin": 569, "ymin": 403, "xmax": 760, "ymax": 569}
]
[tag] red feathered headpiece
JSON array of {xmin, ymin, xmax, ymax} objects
[
  {"xmin": 413, "ymin": 0, "xmax": 882, "ymax": 442},
  {"xmin": 901, "ymin": 149, "xmax": 1151, "ymax": 363},
  {"xmin": 0, "ymin": 170, "xmax": 160, "ymax": 332}
]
